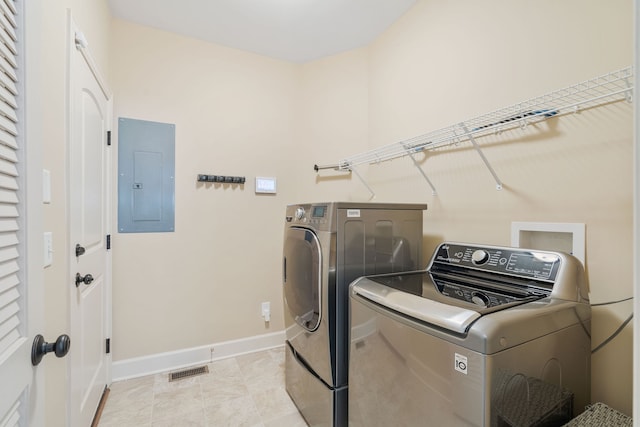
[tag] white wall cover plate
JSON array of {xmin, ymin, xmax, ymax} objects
[{"xmin": 511, "ymin": 222, "xmax": 585, "ymax": 266}]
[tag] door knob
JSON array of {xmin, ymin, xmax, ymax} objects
[
  {"xmin": 31, "ymin": 334, "xmax": 70, "ymax": 366},
  {"xmin": 75, "ymin": 273, "xmax": 94, "ymax": 287},
  {"xmin": 75, "ymin": 244, "xmax": 86, "ymax": 257}
]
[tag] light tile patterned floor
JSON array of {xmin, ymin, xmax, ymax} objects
[{"xmin": 99, "ymin": 347, "xmax": 308, "ymax": 427}]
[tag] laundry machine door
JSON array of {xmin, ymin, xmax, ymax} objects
[{"xmin": 283, "ymin": 226, "xmax": 322, "ymax": 331}]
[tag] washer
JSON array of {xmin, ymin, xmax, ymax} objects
[
  {"xmin": 283, "ymin": 202, "xmax": 427, "ymax": 426},
  {"xmin": 349, "ymin": 242, "xmax": 591, "ymax": 427}
]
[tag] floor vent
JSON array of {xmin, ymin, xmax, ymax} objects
[{"xmin": 169, "ymin": 365, "xmax": 209, "ymax": 382}]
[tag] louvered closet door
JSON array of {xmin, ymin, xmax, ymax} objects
[{"xmin": 0, "ymin": 1, "xmax": 38, "ymax": 426}]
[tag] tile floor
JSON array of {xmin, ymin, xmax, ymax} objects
[{"xmin": 99, "ymin": 346, "xmax": 308, "ymax": 427}]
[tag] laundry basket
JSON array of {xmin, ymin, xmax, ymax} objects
[{"xmin": 564, "ymin": 402, "xmax": 632, "ymax": 427}]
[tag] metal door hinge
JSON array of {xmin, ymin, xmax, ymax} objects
[
  {"xmin": 107, "ymin": 130, "xmax": 111, "ymax": 146},
  {"xmin": 106, "ymin": 234, "xmax": 111, "ymax": 250},
  {"xmin": 106, "ymin": 338, "xmax": 111, "ymax": 354}
]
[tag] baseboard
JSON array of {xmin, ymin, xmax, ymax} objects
[{"xmin": 111, "ymin": 330, "xmax": 285, "ymax": 382}]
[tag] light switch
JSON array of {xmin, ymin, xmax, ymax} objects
[
  {"xmin": 42, "ymin": 169, "xmax": 51, "ymax": 204},
  {"xmin": 43, "ymin": 232, "xmax": 52, "ymax": 267}
]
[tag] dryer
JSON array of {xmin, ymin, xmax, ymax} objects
[{"xmin": 283, "ymin": 202, "xmax": 427, "ymax": 426}]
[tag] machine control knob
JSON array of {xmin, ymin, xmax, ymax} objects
[
  {"xmin": 294, "ymin": 207, "xmax": 305, "ymax": 220},
  {"xmin": 471, "ymin": 249, "xmax": 490, "ymax": 265},
  {"xmin": 471, "ymin": 292, "xmax": 490, "ymax": 307}
]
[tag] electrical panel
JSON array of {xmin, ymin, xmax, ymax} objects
[{"xmin": 118, "ymin": 117, "xmax": 175, "ymax": 233}]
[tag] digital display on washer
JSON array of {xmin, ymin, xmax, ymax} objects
[
  {"xmin": 312, "ymin": 205, "xmax": 327, "ymax": 218},
  {"xmin": 505, "ymin": 253, "xmax": 558, "ymax": 279}
]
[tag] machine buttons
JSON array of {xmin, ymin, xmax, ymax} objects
[
  {"xmin": 471, "ymin": 292, "xmax": 490, "ymax": 307},
  {"xmin": 471, "ymin": 249, "xmax": 490, "ymax": 265}
]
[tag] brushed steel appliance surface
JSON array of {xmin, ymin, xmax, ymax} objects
[
  {"xmin": 283, "ymin": 202, "xmax": 427, "ymax": 426},
  {"xmin": 349, "ymin": 242, "xmax": 591, "ymax": 427}
]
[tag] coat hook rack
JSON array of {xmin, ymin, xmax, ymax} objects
[{"xmin": 197, "ymin": 174, "xmax": 246, "ymax": 184}]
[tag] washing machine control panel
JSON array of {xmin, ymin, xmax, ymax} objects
[
  {"xmin": 435, "ymin": 281, "xmax": 518, "ymax": 308},
  {"xmin": 431, "ymin": 243, "xmax": 561, "ymax": 282}
]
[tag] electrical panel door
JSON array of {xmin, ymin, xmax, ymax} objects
[{"xmin": 118, "ymin": 117, "xmax": 175, "ymax": 233}]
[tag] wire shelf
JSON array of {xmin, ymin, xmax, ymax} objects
[{"xmin": 315, "ymin": 66, "xmax": 633, "ymax": 175}]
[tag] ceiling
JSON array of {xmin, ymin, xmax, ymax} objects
[{"xmin": 108, "ymin": 0, "xmax": 417, "ymax": 63}]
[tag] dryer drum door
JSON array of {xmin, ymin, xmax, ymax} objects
[{"xmin": 283, "ymin": 227, "xmax": 322, "ymax": 331}]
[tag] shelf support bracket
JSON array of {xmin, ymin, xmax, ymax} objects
[
  {"xmin": 314, "ymin": 163, "xmax": 350, "ymax": 172},
  {"xmin": 460, "ymin": 123, "xmax": 503, "ymax": 190},
  {"xmin": 624, "ymin": 76, "xmax": 633, "ymax": 103},
  {"xmin": 351, "ymin": 166, "xmax": 376, "ymax": 199},
  {"xmin": 407, "ymin": 151, "xmax": 437, "ymax": 195}
]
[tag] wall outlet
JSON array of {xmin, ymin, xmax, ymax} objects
[{"xmin": 261, "ymin": 302, "xmax": 270, "ymax": 322}]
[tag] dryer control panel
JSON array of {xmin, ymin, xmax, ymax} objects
[{"xmin": 285, "ymin": 203, "xmax": 332, "ymax": 231}]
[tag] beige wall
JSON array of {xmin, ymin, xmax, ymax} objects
[
  {"xmin": 35, "ymin": 0, "xmax": 112, "ymax": 425},
  {"xmin": 109, "ymin": 0, "xmax": 633, "ymax": 415},
  {"xmin": 297, "ymin": 48, "xmax": 371, "ymax": 201},
  {"xmin": 109, "ymin": 23, "xmax": 376, "ymax": 362},
  {"xmin": 110, "ymin": 21, "xmax": 300, "ymax": 359},
  {"xmin": 359, "ymin": 0, "xmax": 634, "ymax": 415},
  {"xmin": 33, "ymin": 0, "xmax": 633, "ymax": 422}
]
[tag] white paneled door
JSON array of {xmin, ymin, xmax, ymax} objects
[{"xmin": 68, "ymin": 17, "xmax": 112, "ymax": 427}]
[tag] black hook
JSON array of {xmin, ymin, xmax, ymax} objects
[{"xmin": 75, "ymin": 244, "xmax": 86, "ymax": 257}]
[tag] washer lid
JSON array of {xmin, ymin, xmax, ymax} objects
[
  {"xmin": 351, "ymin": 279, "xmax": 480, "ymax": 334},
  {"xmin": 353, "ymin": 266, "xmax": 548, "ymax": 335}
]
